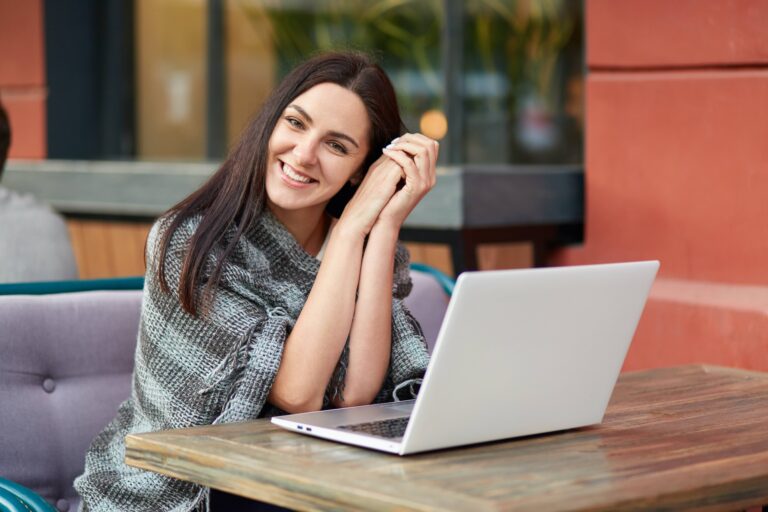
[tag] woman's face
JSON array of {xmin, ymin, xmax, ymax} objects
[{"xmin": 265, "ymin": 82, "xmax": 371, "ymax": 219}]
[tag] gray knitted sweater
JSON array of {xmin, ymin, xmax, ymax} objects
[{"xmin": 74, "ymin": 210, "xmax": 430, "ymax": 511}]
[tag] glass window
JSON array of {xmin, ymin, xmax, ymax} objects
[
  {"xmin": 463, "ymin": 0, "xmax": 583, "ymax": 164},
  {"xmin": 46, "ymin": 0, "xmax": 582, "ymax": 165},
  {"xmin": 224, "ymin": 0, "xmax": 444, "ymax": 156},
  {"xmin": 135, "ymin": 0, "xmax": 208, "ymax": 160}
]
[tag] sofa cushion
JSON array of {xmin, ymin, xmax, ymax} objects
[
  {"xmin": 0, "ymin": 290, "xmax": 142, "ymax": 508},
  {"xmin": 405, "ymin": 270, "xmax": 450, "ymax": 353}
]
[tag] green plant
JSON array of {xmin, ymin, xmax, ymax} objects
[
  {"xmin": 235, "ymin": 0, "xmax": 443, "ymax": 115},
  {"xmin": 467, "ymin": 0, "xmax": 576, "ymax": 111}
]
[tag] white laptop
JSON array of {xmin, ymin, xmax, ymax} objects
[{"xmin": 272, "ymin": 260, "xmax": 660, "ymax": 455}]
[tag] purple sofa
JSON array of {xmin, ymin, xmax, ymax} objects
[{"xmin": 0, "ymin": 270, "xmax": 448, "ymax": 511}]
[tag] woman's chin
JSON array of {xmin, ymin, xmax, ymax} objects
[{"xmin": 266, "ymin": 193, "xmax": 329, "ymax": 217}]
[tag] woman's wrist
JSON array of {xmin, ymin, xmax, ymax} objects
[
  {"xmin": 369, "ymin": 219, "xmax": 401, "ymax": 242},
  {"xmin": 333, "ymin": 217, "xmax": 369, "ymax": 242}
]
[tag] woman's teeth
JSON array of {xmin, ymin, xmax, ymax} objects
[{"xmin": 282, "ymin": 163, "xmax": 313, "ymax": 183}]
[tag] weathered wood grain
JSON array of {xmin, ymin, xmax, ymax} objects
[{"xmin": 125, "ymin": 365, "xmax": 768, "ymax": 511}]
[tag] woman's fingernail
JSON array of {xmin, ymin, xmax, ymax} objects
[{"xmin": 391, "ymin": 137, "xmax": 400, "ymax": 144}]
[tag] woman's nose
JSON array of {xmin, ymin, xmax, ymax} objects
[{"xmin": 292, "ymin": 137, "xmax": 318, "ymax": 167}]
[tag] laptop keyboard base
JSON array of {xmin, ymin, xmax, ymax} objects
[{"xmin": 337, "ymin": 416, "xmax": 410, "ymax": 439}]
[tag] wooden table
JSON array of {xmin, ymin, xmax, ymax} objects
[{"xmin": 125, "ymin": 365, "xmax": 768, "ymax": 511}]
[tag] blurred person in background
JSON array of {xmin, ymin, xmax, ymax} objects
[
  {"xmin": 74, "ymin": 51, "xmax": 437, "ymax": 511},
  {"xmin": 0, "ymin": 101, "xmax": 78, "ymax": 283}
]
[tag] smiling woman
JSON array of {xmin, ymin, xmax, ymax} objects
[{"xmin": 73, "ymin": 51, "xmax": 438, "ymax": 512}]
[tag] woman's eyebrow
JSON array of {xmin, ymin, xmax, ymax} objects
[
  {"xmin": 287, "ymin": 104, "xmax": 360, "ymax": 149},
  {"xmin": 288, "ymin": 104, "xmax": 313, "ymax": 124},
  {"xmin": 328, "ymin": 130, "xmax": 359, "ymax": 149}
]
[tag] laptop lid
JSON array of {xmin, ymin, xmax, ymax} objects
[{"xmin": 399, "ymin": 261, "xmax": 659, "ymax": 454}]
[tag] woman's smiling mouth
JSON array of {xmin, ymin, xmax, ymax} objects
[{"xmin": 280, "ymin": 161, "xmax": 317, "ymax": 186}]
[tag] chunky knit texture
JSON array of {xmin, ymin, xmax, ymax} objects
[{"xmin": 74, "ymin": 210, "xmax": 429, "ymax": 511}]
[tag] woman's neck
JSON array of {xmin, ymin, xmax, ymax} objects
[{"xmin": 267, "ymin": 203, "xmax": 330, "ymax": 256}]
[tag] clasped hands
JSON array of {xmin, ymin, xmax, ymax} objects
[{"xmin": 339, "ymin": 133, "xmax": 438, "ymax": 237}]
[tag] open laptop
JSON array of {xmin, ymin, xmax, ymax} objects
[{"xmin": 272, "ymin": 261, "xmax": 660, "ymax": 455}]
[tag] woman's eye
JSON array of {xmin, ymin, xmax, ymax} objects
[
  {"xmin": 286, "ymin": 117, "xmax": 303, "ymax": 129},
  {"xmin": 328, "ymin": 141, "xmax": 348, "ymax": 155}
]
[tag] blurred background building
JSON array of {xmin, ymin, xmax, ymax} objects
[
  {"xmin": 1, "ymin": 0, "xmax": 766, "ymax": 372},
  {"xmin": 33, "ymin": 0, "xmax": 584, "ymax": 164},
  {"xmin": 0, "ymin": 0, "xmax": 585, "ymax": 279}
]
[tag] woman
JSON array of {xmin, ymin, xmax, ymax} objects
[{"xmin": 75, "ymin": 52, "xmax": 437, "ymax": 511}]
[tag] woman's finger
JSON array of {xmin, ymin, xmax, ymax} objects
[
  {"xmin": 375, "ymin": 157, "xmax": 406, "ymax": 182},
  {"xmin": 359, "ymin": 153, "xmax": 402, "ymax": 189},
  {"xmin": 382, "ymin": 148, "xmax": 421, "ymax": 191},
  {"xmin": 382, "ymin": 148, "xmax": 417, "ymax": 177},
  {"xmin": 388, "ymin": 138, "xmax": 437, "ymax": 188},
  {"xmin": 385, "ymin": 140, "xmax": 429, "ymax": 159},
  {"xmin": 389, "ymin": 134, "xmax": 438, "ymax": 174},
  {"xmin": 395, "ymin": 133, "xmax": 437, "ymax": 158},
  {"xmin": 386, "ymin": 141, "xmax": 430, "ymax": 182},
  {"xmin": 429, "ymin": 140, "xmax": 439, "ymax": 186},
  {"xmin": 409, "ymin": 136, "xmax": 438, "ymax": 187}
]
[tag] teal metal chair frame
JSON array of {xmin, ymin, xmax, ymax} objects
[
  {"xmin": 0, "ymin": 264, "xmax": 454, "ymax": 297},
  {"xmin": 409, "ymin": 262, "xmax": 455, "ymax": 296},
  {"xmin": 0, "ymin": 276, "xmax": 144, "ymax": 295},
  {"xmin": 0, "ymin": 477, "xmax": 56, "ymax": 512}
]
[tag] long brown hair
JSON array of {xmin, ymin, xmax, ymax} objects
[
  {"xmin": 156, "ymin": 51, "xmax": 405, "ymax": 315},
  {"xmin": 0, "ymin": 102, "xmax": 10, "ymax": 177}
]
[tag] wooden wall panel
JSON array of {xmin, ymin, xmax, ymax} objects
[
  {"xmin": 66, "ymin": 219, "xmax": 152, "ymax": 279},
  {"xmin": 403, "ymin": 243, "xmax": 453, "ymax": 276},
  {"xmin": 107, "ymin": 222, "xmax": 151, "ymax": 276},
  {"xmin": 405, "ymin": 242, "xmax": 533, "ymax": 277},
  {"xmin": 67, "ymin": 221, "xmax": 529, "ymax": 280},
  {"xmin": 477, "ymin": 243, "xmax": 532, "ymax": 272}
]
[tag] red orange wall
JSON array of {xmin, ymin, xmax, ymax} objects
[
  {"xmin": 0, "ymin": 0, "xmax": 46, "ymax": 159},
  {"xmin": 3, "ymin": 1, "xmax": 766, "ymax": 370},
  {"xmin": 553, "ymin": 0, "xmax": 768, "ymax": 371}
]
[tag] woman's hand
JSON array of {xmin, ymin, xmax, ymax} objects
[
  {"xmin": 337, "ymin": 153, "xmax": 405, "ymax": 238},
  {"xmin": 376, "ymin": 133, "xmax": 438, "ymax": 231}
]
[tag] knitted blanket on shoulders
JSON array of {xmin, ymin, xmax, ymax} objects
[{"xmin": 74, "ymin": 210, "xmax": 430, "ymax": 512}]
